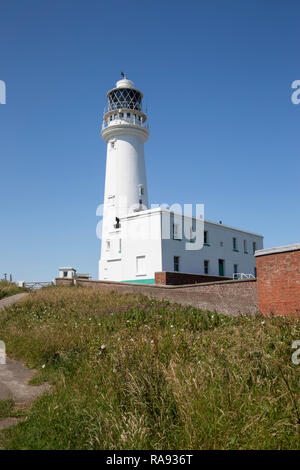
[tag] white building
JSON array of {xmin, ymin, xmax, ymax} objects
[
  {"xmin": 99, "ymin": 77, "xmax": 263, "ymax": 283},
  {"xmin": 58, "ymin": 267, "xmax": 76, "ymax": 279}
]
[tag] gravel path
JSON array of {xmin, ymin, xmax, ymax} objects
[{"xmin": 0, "ymin": 292, "xmax": 50, "ymax": 431}]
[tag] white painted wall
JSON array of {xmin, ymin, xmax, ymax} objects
[
  {"xmin": 161, "ymin": 213, "xmax": 263, "ymax": 277},
  {"xmin": 99, "ymin": 208, "xmax": 263, "ymax": 282},
  {"xmin": 99, "ymin": 209, "xmax": 162, "ymax": 282},
  {"xmin": 58, "ymin": 267, "xmax": 76, "ymax": 279}
]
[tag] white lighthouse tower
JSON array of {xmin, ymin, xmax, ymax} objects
[
  {"xmin": 98, "ymin": 76, "xmax": 263, "ymax": 284},
  {"xmin": 99, "ymin": 75, "xmax": 150, "ymax": 280}
]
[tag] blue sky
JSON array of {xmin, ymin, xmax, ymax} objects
[{"xmin": 0, "ymin": 0, "xmax": 299, "ymax": 281}]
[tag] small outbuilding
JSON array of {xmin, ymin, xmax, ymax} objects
[{"xmin": 58, "ymin": 267, "xmax": 76, "ymax": 279}]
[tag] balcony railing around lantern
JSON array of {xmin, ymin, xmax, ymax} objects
[
  {"xmin": 103, "ymin": 103, "xmax": 147, "ymax": 115},
  {"xmin": 102, "ymin": 114, "xmax": 149, "ymax": 131}
]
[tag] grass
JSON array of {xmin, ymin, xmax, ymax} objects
[
  {"xmin": 0, "ymin": 281, "xmax": 24, "ymax": 300},
  {"xmin": 0, "ymin": 399, "xmax": 25, "ymax": 420},
  {"xmin": 0, "ymin": 285, "xmax": 299, "ymax": 449}
]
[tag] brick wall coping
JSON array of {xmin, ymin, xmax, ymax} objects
[
  {"xmin": 56, "ymin": 277, "xmax": 256, "ymax": 290},
  {"xmin": 255, "ymin": 243, "xmax": 300, "ymax": 257}
]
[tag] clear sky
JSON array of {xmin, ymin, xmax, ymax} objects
[{"xmin": 0, "ymin": 0, "xmax": 299, "ymax": 281}]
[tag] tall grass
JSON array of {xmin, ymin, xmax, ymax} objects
[
  {"xmin": 0, "ymin": 281, "xmax": 24, "ymax": 300},
  {"xmin": 0, "ymin": 286, "xmax": 299, "ymax": 449}
]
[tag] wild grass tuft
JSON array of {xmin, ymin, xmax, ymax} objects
[{"xmin": 0, "ymin": 281, "xmax": 24, "ymax": 300}]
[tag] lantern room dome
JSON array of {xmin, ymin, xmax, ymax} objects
[{"xmin": 115, "ymin": 78, "xmax": 134, "ymax": 89}]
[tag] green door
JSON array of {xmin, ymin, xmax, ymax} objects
[{"xmin": 218, "ymin": 259, "xmax": 224, "ymax": 276}]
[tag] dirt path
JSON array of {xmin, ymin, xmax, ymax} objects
[
  {"xmin": 0, "ymin": 293, "xmax": 28, "ymax": 312},
  {"xmin": 0, "ymin": 292, "xmax": 50, "ymax": 431}
]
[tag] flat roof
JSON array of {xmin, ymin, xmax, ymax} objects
[
  {"xmin": 122, "ymin": 208, "xmax": 263, "ymax": 238},
  {"xmin": 255, "ymin": 243, "xmax": 300, "ymax": 257},
  {"xmin": 59, "ymin": 267, "xmax": 76, "ymax": 271}
]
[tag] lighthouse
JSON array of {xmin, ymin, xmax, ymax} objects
[
  {"xmin": 98, "ymin": 76, "xmax": 263, "ymax": 283},
  {"xmin": 99, "ymin": 76, "xmax": 150, "ymax": 280}
]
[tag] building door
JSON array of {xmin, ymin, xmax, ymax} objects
[{"xmin": 218, "ymin": 259, "xmax": 225, "ymax": 276}]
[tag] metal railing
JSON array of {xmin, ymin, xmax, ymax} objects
[
  {"xmin": 102, "ymin": 117, "xmax": 149, "ymax": 130},
  {"xmin": 23, "ymin": 281, "xmax": 54, "ymax": 290},
  {"xmin": 103, "ymin": 104, "xmax": 148, "ymax": 116},
  {"xmin": 233, "ymin": 273, "xmax": 255, "ymax": 280}
]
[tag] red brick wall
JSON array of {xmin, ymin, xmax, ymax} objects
[
  {"xmin": 155, "ymin": 271, "xmax": 231, "ymax": 285},
  {"xmin": 256, "ymin": 250, "xmax": 300, "ymax": 316},
  {"xmin": 56, "ymin": 277, "xmax": 258, "ymax": 316}
]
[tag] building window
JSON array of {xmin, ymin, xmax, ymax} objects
[
  {"xmin": 234, "ymin": 264, "xmax": 238, "ymax": 274},
  {"xmin": 253, "ymin": 242, "xmax": 256, "ymax": 254},
  {"xmin": 110, "ymin": 115, "xmax": 113, "ymax": 121},
  {"xmin": 233, "ymin": 237, "xmax": 238, "ymax": 251},
  {"xmin": 220, "ymin": 241, "xmax": 224, "ymax": 247},
  {"xmin": 254, "ymin": 267, "xmax": 257, "ymax": 278},
  {"xmin": 119, "ymin": 112, "xmax": 124, "ymax": 118},
  {"xmin": 174, "ymin": 256, "xmax": 180, "ymax": 272},
  {"xmin": 204, "ymin": 231, "xmax": 209, "ymax": 245},
  {"xmin": 189, "ymin": 226, "xmax": 195, "ymax": 243},
  {"xmin": 136, "ymin": 255, "xmax": 146, "ymax": 275},
  {"xmin": 244, "ymin": 240, "xmax": 248, "ymax": 253},
  {"xmin": 106, "ymin": 240, "xmax": 110, "ymax": 250},
  {"xmin": 173, "ymin": 223, "xmax": 181, "ymax": 240},
  {"xmin": 63, "ymin": 271, "xmax": 68, "ymax": 278},
  {"xmin": 138, "ymin": 184, "xmax": 144, "ymax": 196},
  {"xmin": 119, "ymin": 239, "xmax": 122, "ymax": 253},
  {"xmin": 218, "ymin": 259, "xmax": 225, "ymax": 276},
  {"xmin": 204, "ymin": 260, "xmax": 209, "ymax": 274},
  {"xmin": 127, "ymin": 113, "xmax": 130, "ymax": 118}
]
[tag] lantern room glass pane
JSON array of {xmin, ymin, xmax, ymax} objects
[{"xmin": 108, "ymin": 88, "xmax": 142, "ymax": 111}]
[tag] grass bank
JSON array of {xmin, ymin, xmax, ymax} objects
[
  {"xmin": 0, "ymin": 286, "xmax": 299, "ymax": 449},
  {"xmin": 0, "ymin": 281, "xmax": 24, "ymax": 300}
]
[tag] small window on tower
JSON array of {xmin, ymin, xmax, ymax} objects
[
  {"xmin": 138, "ymin": 184, "xmax": 144, "ymax": 196},
  {"xmin": 253, "ymin": 242, "xmax": 257, "ymax": 254},
  {"xmin": 106, "ymin": 240, "xmax": 110, "ymax": 250},
  {"xmin": 174, "ymin": 256, "xmax": 180, "ymax": 272},
  {"xmin": 127, "ymin": 113, "xmax": 130, "ymax": 118},
  {"xmin": 63, "ymin": 271, "xmax": 68, "ymax": 278},
  {"xmin": 119, "ymin": 112, "xmax": 124, "ymax": 118}
]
